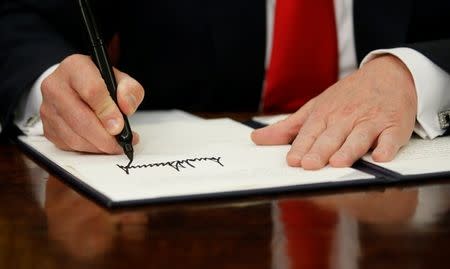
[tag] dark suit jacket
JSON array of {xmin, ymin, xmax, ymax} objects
[{"xmin": 1, "ymin": 0, "xmax": 450, "ymax": 135}]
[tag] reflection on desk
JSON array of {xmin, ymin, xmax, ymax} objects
[{"xmin": 0, "ymin": 143, "xmax": 449, "ymax": 268}]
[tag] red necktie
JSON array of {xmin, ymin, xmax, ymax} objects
[{"xmin": 263, "ymin": 0, "xmax": 338, "ymax": 113}]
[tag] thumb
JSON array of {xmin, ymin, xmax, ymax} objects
[
  {"xmin": 114, "ymin": 69, "xmax": 145, "ymax": 116},
  {"xmin": 251, "ymin": 100, "xmax": 314, "ymax": 145}
]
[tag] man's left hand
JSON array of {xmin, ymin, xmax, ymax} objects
[{"xmin": 251, "ymin": 55, "xmax": 417, "ymax": 170}]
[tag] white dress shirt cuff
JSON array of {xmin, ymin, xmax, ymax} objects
[
  {"xmin": 14, "ymin": 64, "xmax": 59, "ymax": 135},
  {"xmin": 361, "ymin": 48, "xmax": 450, "ymax": 139}
]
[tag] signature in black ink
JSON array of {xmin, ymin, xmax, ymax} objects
[{"xmin": 117, "ymin": 157, "xmax": 224, "ymax": 175}]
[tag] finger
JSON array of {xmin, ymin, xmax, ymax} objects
[
  {"xmin": 286, "ymin": 116, "xmax": 327, "ymax": 167},
  {"xmin": 300, "ymin": 121, "xmax": 353, "ymax": 170},
  {"xmin": 132, "ymin": 131, "xmax": 140, "ymax": 145},
  {"xmin": 42, "ymin": 108, "xmax": 71, "ymax": 151},
  {"xmin": 330, "ymin": 122, "xmax": 382, "ymax": 167},
  {"xmin": 49, "ymin": 109, "xmax": 102, "ymax": 153},
  {"xmin": 41, "ymin": 101, "xmax": 101, "ymax": 153},
  {"xmin": 49, "ymin": 82, "xmax": 123, "ymax": 154},
  {"xmin": 114, "ymin": 70, "xmax": 145, "ymax": 116},
  {"xmin": 372, "ymin": 127, "xmax": 410, "ymax": 162},
  {"xmin": 251, "ymin": 99, "xmax": 315, "ymax": 145},
  {"xmin": 64, "ymin": 55, "xmax": 124, "ymax": 135}
]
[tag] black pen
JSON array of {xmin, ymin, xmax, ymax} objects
[{"xmin": 78, "ymin": 0, "xmax": 134, "ymax": 164}]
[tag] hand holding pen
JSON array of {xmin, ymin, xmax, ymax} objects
[
  {"xmin": 39, "ymin": 6, "xmax": 144, "ymax": 157},
  {"xmin": 78, "ymin": 0, "xmax": 136, "ymax": 163}
]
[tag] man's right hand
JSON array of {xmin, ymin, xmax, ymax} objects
[{"xmin": 40, "ymin": 54, "xmax": 144, "ymax": 154}]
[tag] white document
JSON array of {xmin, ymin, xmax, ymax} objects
[
  {"xmin": 363, "ymin": 136, "xmax": 450, "ymax": 175},
  {"xmin": 19, "ymin": 113, "xmax": 374, "ymax": 205},
  {"xmin": 129, "ymin": 109, "xmax": 203, "ymax": 126}
]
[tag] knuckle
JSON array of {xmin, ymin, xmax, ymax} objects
[
  {"xmin": 338, "ymin": 106, "xmax": 364, "ymax": 124},
  {"xmin": 368, "ymin": 106, "xmax": 382, "ymax": 117},
  {"xmin": 39, "ymin": 104, "xmax": 51, "ymax": 120},
  {"xmin": 96, "ymin": 98, "xmax": 117, "ymax": 119},
  {"xmin": 296, "ymin": 133, "xmax": 318, "ymax": 148},
  {"xmin": 298, "ymin": 121, "xmax": 325, "ymax": 143},
  {"xmin": 83, "ymin": 79, "xmax": 106, "ymax": 104},
  {"xmin": 41, "ymin": 76, "xmax": 53, "ymax": 96},
  {"xmin": 303, "ymin": 97, "xmax": 317, "ymax": 109},
  {"xmin": 61, "ymin": 55, "xmax": 75, "ymax": 67},
  {"xmin": 390, "ymin": 112, "xmax": 403, "ymax": 124},
  {"xmin": 63, "ymin": 54, "xmax": 87, "ymax": 68},
  {"xmin": 326, "ymin": 114, "xmax": 341, "ymax": 126},
  {"xmin": 337, "ymin": 148, "xmax": 351, "ymax": 159},
  {"xmin": 351, "ymin": 135, "xmax": 373, "ymax": 156},
  {"xmin": 290, "ymin": 141, "xmax": 307, "ymax": 155},
  {"xmin": 355, "ymin": 130, "xmax": 370, "ymax": 142},
  {"xmin": 308, "ymin": 110, "xmax": 324, "ymax": 122},
  {"xmin": 39, "ymin": 105, "xmax": 46, "ymax": 119},
  {"xmin": 380, "ymin": 135, "xmax": 397, "ymax": 149},
  {"xmin": 41, "ymin": 76, "xmax": 62, "ymax": 101},
  {"xmin": 286, "ymin": 122, "xmax": 301, "ymax": 138},
  {"xmin": 320, "ymin": 132, "xmax": 337, "ymax": 146},
  {"xmin": 344, "ymin": 144, "xmax": 359, "ymax": 159},
  {"xmin": 382, "ymin": 121, "xmax": 401, "ymax": 133},
  {"xmin": 341, "ymin": 104, "xmax": 358, "ymax": 116}
]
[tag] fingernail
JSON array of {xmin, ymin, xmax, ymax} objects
[
  {"xmin": 107, "ymin": 119, "xmax": 120, "ymax": 133},
  {"xmin": 127, "ymin": 94, "xmax": 137, "ymax": 110},
  {"xmin": 287, "ymin": 153, "xmax": 302, "ymax": 166},
  {"xmin": 303, "ymin": 154, "xmax": 321, "ymax": 163},
  {"xmin": 374, "ymin": 148, "xmax": 387, "ymax": 157}
]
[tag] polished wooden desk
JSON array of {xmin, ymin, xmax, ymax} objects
[{"xmin": 1, "ymin": 114, "xmax": 449, "ymax": 268}]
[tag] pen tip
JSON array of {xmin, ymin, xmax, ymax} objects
[
  {"xmin": 127, "ymin": 152, "xmax": 133, "ymax": 162},
  {"xmin": 124, "ymin": 144, "xmax": 134, "ymax": 163}
]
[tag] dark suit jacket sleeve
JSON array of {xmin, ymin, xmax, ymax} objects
[
  {"xmin": 406, "ymin": 1, "xmax": 450, "ymax": 73},
  {"xmin": 408, "ymin": 40, "xmax": 450, "ymax": 73},
  {"xmin": 354, "ymin": 1, "xmax": 450, "ymax": 74},
  {"xmin": 0, "ymin": 0, "xmax": 116, "ymax": 135}
]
